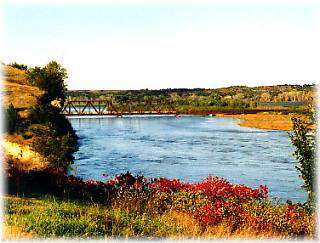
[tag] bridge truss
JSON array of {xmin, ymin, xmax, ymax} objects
[{"xmin": 61, "ymin": 99, "xmax": 177, "ymax": 116}]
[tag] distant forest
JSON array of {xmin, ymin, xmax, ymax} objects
[{"xmin": 66, "ymin": 85, "xmax": 315, "ymax": 113}]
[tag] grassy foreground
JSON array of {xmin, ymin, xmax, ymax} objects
[
  {"xmin": 4, "ymin": 195, "xmax": 314, "ymax": 240},
  {"xmin": 4, "ymin": 172, "xmax": 315, "ymax": 240},
  {"xmin": 4, "ymin": 195, "xmax": 188, "ymax": 239}
]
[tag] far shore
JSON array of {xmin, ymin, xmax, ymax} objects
[
  {"xmin": 216, "ymin": 113, "xmax": 293, "ymax": 131},
  {"xmin": 64, "ymin": 111, "xmax": 301, "ymax": 131}
]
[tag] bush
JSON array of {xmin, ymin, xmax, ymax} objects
[
  {"xmin": 28, "ymin": 101, "xmax": 76, "ymax": 136},
  {"xmin": 8, "ymin": 62, "xmax": 28, "ymax": 70},
  {"xmin": 4, "ymin": 104, "xmax": 22, "ymax": 134},
  {"xmin": 28, "ymin": 103, "xmax": 78, "ymax": 171},
  {"xmin": 30, "ymin": 124, "xmax": 78, "ymax": 171}
]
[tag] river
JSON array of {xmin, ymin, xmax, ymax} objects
[{"xmin": 68, "ymin": 115, "xmax": 306, "ymax": 202}]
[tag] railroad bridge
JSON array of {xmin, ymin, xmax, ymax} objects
[{"xmin": 61, "ymin": 99, "xmax": 177, "ymax": 116}]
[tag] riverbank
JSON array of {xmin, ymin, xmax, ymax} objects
[{"xmin": 216, "ymin": 113, "xmax": 294, "ymax": 131}]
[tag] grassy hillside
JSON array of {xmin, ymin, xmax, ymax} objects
[
  {"xmin": 2, "ymin": 65, "xmax": 43, "ymax": 118},
  {"xmin": 2, "ymin": 65, "xmax": 46, "ymax": 170},
  {"xmin": 3, "ymin": 65, "xmax": 29, "ymax": 85}
]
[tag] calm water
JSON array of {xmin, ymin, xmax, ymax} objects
[{"xmin": 69, "ymin": 115, "xmax": 306, "ymax": 202}]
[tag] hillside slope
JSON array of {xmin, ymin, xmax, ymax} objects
[
  {"xmin": 2, "ymin": 65, "xmax": 43, "ymax": 118},
  {"xmin": 2, "ymin": 65, "xmax": 47, "ymax": 171}
]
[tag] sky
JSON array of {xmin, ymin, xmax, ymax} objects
[{"xmin": 2, "ymin": 0, "xmax": 320, "ymax": 90}]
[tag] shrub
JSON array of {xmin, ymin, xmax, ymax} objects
[
  {"xmin": 239, "ymin": 201, "xmax": 315, "ymax": 237},
  {"xmin": 30, "ymin": 124, "xmax": 78, "ymax": 171},
  {"xmin": 4, "ymin": 104, "xmax": 22, "ymax": 134},
  {"xmin": 8, "ymin": 62, "xmax": 28, "ymax": 70},
  {"xmin": 28, "ymin": 102, "xmax": 77, "ymax": 137}
]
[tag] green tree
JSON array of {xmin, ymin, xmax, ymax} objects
[
  {"xmin": 28, "ymin": 61, "xmax": 67, "ymax": 105},
  {"xmin": 289, "ymin": 108, "xmax": 315, "ymax": 208},
  {"xmin": 27, "ymin": 61, "xmax": 78, "ymax": 170}
]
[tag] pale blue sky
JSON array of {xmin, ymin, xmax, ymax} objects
[{"xmin": 2, "ymin": 0, "xmax": 320, "ymax": 90}]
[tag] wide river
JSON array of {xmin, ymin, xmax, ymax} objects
[{"xmin": 69, "ymin": 115, "xmax": 306, "ymax": 202}]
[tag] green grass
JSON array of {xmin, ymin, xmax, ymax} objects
[
  {"xmin": 4, "ymin": 190, "xmax": 315, "ymax": 239},
  {"xmin": 4, "ymin": 195, "xmax": 182, "ymax": 239}
]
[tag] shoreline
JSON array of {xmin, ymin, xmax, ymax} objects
[{"xmin": 216, "ymin": 113, "xmax": 293, "ymax": 131}]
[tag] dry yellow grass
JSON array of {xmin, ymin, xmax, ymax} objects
[
  {"xmin": 2, "ymin": 139, "xmax": 48, "ymax": 171},
  {"xmin": 204, "ymin": 224, "xmax": 286, "ymax": 240},
  {"xmin": 161, "ymin": 210, "xmax": 202, "ymax": 238},
  {"xmin": 161, "ymin": 210, "xmax": 292, "ymax": 240},
  {"xmin": 2, "ymin": 65, "xmax": 29, "ymax": 85},
  {"xmin": 3, "ymin": 81, "xmax": 43, "ymax": 117},
  {"xmin": 2, "ymin": 225, "xmax": 35, "ymax": 240},
  {"xmin": 217, "ymin": 112, "xmax": 294, "ymax": 131},
  {"xmin": 2, "ymin": 66, "xmax": 46, "ymax": 171},
  {"xmin": 2, "ymin": 65, "xmax": 43, "ymax": 117}
]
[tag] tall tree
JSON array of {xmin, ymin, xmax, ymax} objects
[
  {"xmin": 289, "ymin": 106, "xmax": 316, "ymax": 208},
  {"xmin": 28, "ymin": 60, "xmax": 67, "ymax": 106}
]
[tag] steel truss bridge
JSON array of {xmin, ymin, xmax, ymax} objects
[{"xmin": 61, "ymin": 99, "xmax": 177, "ymax": 116}]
